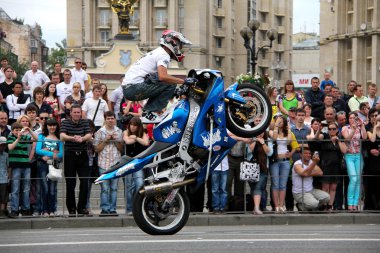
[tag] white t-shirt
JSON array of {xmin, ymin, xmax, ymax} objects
[
  {"xmin": 109, "ymin": 86, "xmax": 124, "ymax": 119},
  {"xmin": 214, "ymin": 156, "xmax": 229, "ymax": 172},
  {"xmin": 0, "ymin": 69, "xmax": 5, "ymax": 83},
  {"xmin": 70, "ymin": 68, "xmax": 88, "ymax": 91},
  {"xmin": 292, "ymin": 159, "xmax": 314, "ymax": 194},
  {"xmin": 56, "ymin": 82, "xmax": 73, "ymax": 105},
  {"xmin": 21, "ymin": 69, "xmax": 50, "ymax": 95},
  {"xmin": 122, "ymin": 47, "xmax": 171, "ymax": 85},
  {"xmin": 82, "ymin": 97, "xmax": 109, "ymax": 127},
  {"xmin": 85, "ymin": 91, "xmax": 93, "ymax": 99}
]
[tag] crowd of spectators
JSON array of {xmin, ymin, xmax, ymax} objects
[{"xmin": 0, "ymin": 56, "xmax": 379, "ymax": 219}]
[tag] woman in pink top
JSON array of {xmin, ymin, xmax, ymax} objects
[{"xmin": 341, "ymin": 112, "xmax": 367, "ymax": 212}]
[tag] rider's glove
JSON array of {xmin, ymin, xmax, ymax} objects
[{"xmin": 183, "ymin": 78, "xmax": 198, "ymax": 85}]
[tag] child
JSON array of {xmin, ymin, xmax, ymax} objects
[
  {"xmin": 0, "ymin": 137, "xmax": 9, "ymax": 218},
  {"xmin": 7, "ymin": 122, "xmax": 38, "ymax": 217}
]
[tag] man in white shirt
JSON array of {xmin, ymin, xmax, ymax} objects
[
  {"xmin": 292, "ymin": 147, "xmax": 329, "ymax": 211},
  {"xmin": 21, "ymin": 61, "xmax": 50, "ymax": 95},
  {"xmin": 84, "ymin": 78, "xmax": 101, "ymax": 99},
  {"xmin": 56, "ymin": 69, "xmax": 73, "ymax": 105},
  {"xmin": 82, "ymin": 84, "xmax": 109, "ymax": 129},
  {"xmin": 71, "ymin": 58, "xmax": 89, "ymax": 92},
  {"xmin": 109, "ymin": 75, "xmax": 125, "ymax": 121},
  {"xmin": 367, "ymin": 83, "xmax": 379, "ymax": 110},
  {"xmin": 121, "ymin": 30, "xmax": 194, "ymax": 123}
]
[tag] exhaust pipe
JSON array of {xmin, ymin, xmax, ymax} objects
[{"xmin": 139, "ymin": 178, "xmax": 196, "ymax": 196}]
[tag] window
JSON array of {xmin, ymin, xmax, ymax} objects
[
  {"xmin": 179, "ymin": 6, "xmax": 185, "ymax": 29},
  {"xmin": 100, "ymin": 31, "xmax": 110, "ymax": 44},
  {"xmin": 155, "ymin": 9, "xmax": 167, "ymax": 26},
  {"xmin": 99, "ymin": 9, "xmax": 110, "ymax": 26},
  {"xmin": 215, "ymin": 56, "xmax": 222, "ymax": 68},
  {"xmin": 216, "ymin": 17, "xmax": 223, "ymax": 28},
  {"xmin": 130, "ymin": 9, "xmax": 140, "ymax": 26},
  {"xmin": 217, "ymin": 0, "xmax": 222, "ymax": 8},
  {"xmin": 30, "ymin": 39, "xmax": 37, "ymax": 48},
  {"xmin": 216, "ymin": 38, "xmax": 223, "ymax": 48}
]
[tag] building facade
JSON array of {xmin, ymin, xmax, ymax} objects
[
  {"xmin": 319, "ymin": 0, "xmax": 380, "ymax": 93},
  {"xmin": 66, "ymin": 0, "xmax": 292, "ymax": 88},
  {"xmin": 0, "ymin": 8, "xmax": 48, "ymax": 69}
]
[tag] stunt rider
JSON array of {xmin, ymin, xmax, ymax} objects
[{"xmin": 121, "ymin": 30, "xmax": 196, "ymax": 124}]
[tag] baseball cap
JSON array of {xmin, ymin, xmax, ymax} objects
[{"xmin": 0, "ymin": 136, "xmax": 6, "ymax": 144}]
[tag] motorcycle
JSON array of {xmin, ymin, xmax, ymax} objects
[{"xmin": 95, "ymin": 69, "xmax": 272, "ymax": 235}]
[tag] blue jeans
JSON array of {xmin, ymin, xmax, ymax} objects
[
  {"xmin": 99, "ymin": 167, "xmax": 119, "ymax": 212},
  {"xmin": 344, "ymin": 153, "xmax": 363, "ymax": 206},
  {"xmin": 124, "ymin": 170, "xmax": 144, "ymax": 212},
  {"xmin": 270, "ymin": 160, "xmax": 290, "ymax": 191},
  {"xmin": 38, "ymin": 162, "xmax": 58, "ymax": 213},
  {"xmin": 249, "ymin": 172, "xmax": 268, "ymax": 196},
  {"xmin": 211, "ymin": 170, "xmax": 228, "ymax": 211},
  {"xmin": 10, "ymin": 167, "xmax": 31, "ymax": 212}
]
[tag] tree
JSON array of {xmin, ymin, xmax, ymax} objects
[{"xmin": 46, "ymin": 39, "xmax": 66, "ymax": 74}]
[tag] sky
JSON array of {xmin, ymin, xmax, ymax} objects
[{"xmin": 1, "ymin": 0, "xmax": 320, "ymax": 49}]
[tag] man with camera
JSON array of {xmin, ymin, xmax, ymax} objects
[{"xmin": 292, "ymin": 147, "xmax": 330, "ymax": 211}]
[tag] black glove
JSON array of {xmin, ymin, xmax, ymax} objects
[{"xmin": 183, "ymin": 78, "xmax": 198, "ymax": 85}]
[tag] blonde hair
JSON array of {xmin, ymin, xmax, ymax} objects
[{"xmin": 16, "ymin": 115, "xmax": 31, "ymax": 127}]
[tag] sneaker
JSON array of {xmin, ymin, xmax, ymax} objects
[
  {"xmin": 99, "ymin": 210, "xmax": 110, "ymax": 216},
  {"xmin": 109, "ymin": 211, "xmax": 119, "ymax": 216},
  {"xmin": 127, "ymin": 211, "xmax": 133, "ymax": 216},
  {"xmin": 77, "ymin": 209, "xmax": 91, "ymax": 217},
  {"xmin": 68, "ymin": 210, "xmax": 76, "ymax": 217},
  {"xmin": 21, "ymin": 210, "xmax": 32, "ymax": 217},
  {"xmin": 141, "ymin": 111, "xmax": 164, "ymax": 124},
  {"xmin": 8, "ymin": 211, "xmax": 19, "ymax": 218},
  {"xmin": 49, "ymin": 212, "xmax": 59, "ymax": 217},
  {"xmin": 32, "ymin": 212, "xmax": 40, "ymax": 217},
  {"xmin": 42, "ymin": 212, "xmax": 49, "ymax": 218}
]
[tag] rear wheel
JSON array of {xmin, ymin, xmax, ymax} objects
[
  {"xmin": 226, "ymin": 84, "xmax": 272, "ymax": 137},
  {"xmin": 133, "ymin": 189, "xmax": 190, "ymax": 235}
]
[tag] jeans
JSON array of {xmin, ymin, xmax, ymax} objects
[
  {"xmin": 249, "ymin": 172, "xmax": 268, "ymax": 196},
  {"xmin": 124, "ymin": 170, "xmax": 144, "ymax": 212},
  {"xmin": 344, "ymin": 153, "xmax": 364, "ymax": 206},
  {"xmin": 211, "ymin": 170, "xmax": 228, "ymax": 211},
  {"xmin": 99, "ymin": 167, "xmax": 119, "ymax": 212},
  {"xmin": 227, "ymin": 156, "xmax": 245, "ymax": 198},
  {"xmin": 37, "ymin": 162, "xmax": 58, "ymax": 213},
  {"xmin": 10, "ymin": 167, "xmax": 31, "ymax": 212},
  {"xmin": 270, "ymin": 160, "xmax": 290, "ymax": 191},
  {"xmin": 122, "ymin": 80, "xmax": 176, "ymax": 112}
]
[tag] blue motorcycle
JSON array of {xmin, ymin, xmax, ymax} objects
[{"xmin": 95, "ymin": 69, "xmax": 272, "ymax": 235}]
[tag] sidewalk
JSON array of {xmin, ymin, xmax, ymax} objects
[{"xmin": 1, "ymin": 211, "xmax": 380, "ymax": 230}]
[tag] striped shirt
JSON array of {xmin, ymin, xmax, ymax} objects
[
  {"xmin": 7, "ymin": 134, "xmax": 32, "ymax": 168},
  {"xmin": 60, "ymin": 119, "xmax": 91, "ymax": 152}
]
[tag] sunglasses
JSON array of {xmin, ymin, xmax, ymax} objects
[
  {"xmin": 75, "ymin": 61, "xmax": 82, "ymax": 64},
  {"xmin": 328, "ymin": 128, "xmax": 337, "ymax": 131},
  {"xmin": 39, "ymin": 117, "xmax": 48, "ymax": 120},
  {"xmin": 370, "ymin": 114, "xmax": 378, "ymax": 118}
]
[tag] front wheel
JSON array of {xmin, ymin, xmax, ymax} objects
[
  {"xmin": 226, "ymin": 84, "xmax": 272, "ymax": 137},
  {"xmin": 132, "ymin": 189, "xmax": 190, "ymax": 235}
]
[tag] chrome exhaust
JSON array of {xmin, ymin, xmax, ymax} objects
[{"xmin": 139, "ymin": 178, "xmax": 196, "ymax": 196}]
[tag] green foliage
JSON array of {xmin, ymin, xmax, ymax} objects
[
  {"xmin": 0, "ymin": 49, "xmax": 29, "ymax": 82},
  {"xmin": 46, "ymin": 39, "xmax": 66, "ymax": 74},
  {"xmin": 12, "ymin": 17, "xmax": 24, "ymax": 25},
  {"xmin": 236, "ymin": 72, "xmax": 272, "ymax": 89}
]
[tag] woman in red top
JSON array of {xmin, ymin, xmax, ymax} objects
[{"xmin": 43, "ymin": 83, "xmax": 63, "ymax": 123}]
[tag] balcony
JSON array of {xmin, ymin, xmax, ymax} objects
[
  {"xmin": 258, "ymin": 40, "xmax": 270, "ymax": 48},
  {"xmin": 97, "ymin": 0, "xmax": 110, "ymax": 8},
  {"xmin": 97, "ymin": 20, "xmax": 111, "ymax": 29},
  {"xmin": 214, "ymin": 8, "xmax": 225, "ymax": 17},
  {"xmin": 154, "ymin": 0, "xmax": 167, "ymax": 7},
  {"xmin": 258, "ymin": 59, "xmax": 270, "ymax": 68},
  {"xmin": 277, "ymin": 26, "xmax": 286, "ymax": 34},
  {"xmin": 258, "ymin": 22, "xmax": 270, "ymax": 31},
  {"xmin": 82, "ymin": 41, "xmax": 112, "ymax": 49},
  {"xmin": 367, "ymin": 0, "xmax": 374, "ymax": 9},
  {"xmin": 258, "ymin": 0, "xmax": 269, "ymax": 13},
  {"xmin": 154, "ymin": 18, "xmax": 168, "ymax": 28},
  {"xmin": 274, "ymin": 44, "xmax": 285, "ymax": 52}
]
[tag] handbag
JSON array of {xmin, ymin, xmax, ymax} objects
[
  {"xmin": 46, "ymin": 161, "xmax": 62, "ymax": 181},
  {"xmin": 240, "ymin": 160, "xmax": 260, "ymax": 182}
]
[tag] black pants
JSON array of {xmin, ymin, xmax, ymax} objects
[{"xmin": 64, "ymin": 151, "xmax": 90, "ymax": 212}]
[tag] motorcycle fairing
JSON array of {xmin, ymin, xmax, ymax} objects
[
  {"xmin": 196, "ymin": 147, "xmax": 231, "ymax": 185},
  {"xmin": 224, "ymin": 82, "xmax": 246, "ymax": 104}
]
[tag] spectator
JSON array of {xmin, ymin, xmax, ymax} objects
[
  {"xmin": 122, "ymin": 100, "xmax": 143, "ymax": 118},
  {"xmin": 336, "ymin": 111, "xmax": 347, "ymax": 134},
  {"xmin": 48, "ymin": 62, "xmax": 64, "ymax": 83},
  {"xmin": 93, "ymin": 111, "xmax": 123, "ymax": 216},
  {"xmin": 0, "ymin": 136, "xmax": 9, "ymax": 218},
  {"xmin": 306, "ymin": 117, "xmax": 324, "ymax": 153},
  {"xmin": 108, "ymin": 75, "xmax": 125, "ymax": 125},
  {"xmin": 85, "ymin": 120, "xmax": 96, "ymax": 216},
  {"xmin": 85, "ymin": 78, "xmax": 101, "ymax": 99},
  {"xmin": 35, "ymin": 118, "xmax": 63, "ymax": 217},
  {"xmin": 305, "ymin": 77, "xmax": 325, "ymax": 116},
  {"xmin": 226, "ymin": 140, "xmax": 246, "ymax": 201},
  {"xmin": 269, "ymin": 115, "xmax": 294, "ymax": 213},
  {"xmin": 287, "ymin": 106, "xmax": 297, "ymax": 128},
  {"xmin": 342, "ymin": 80, "xmax": 357, "ymax": 103},
  {"xmin": 29, "ymin": 87, "xmax": 53, "ymax": 117},
  {"xmin": 0, "ymin": 57, "xmax": 16, "ymax": 83},
  {"xmin": 321, "ymin": 107, "xmax": 337, "ymax": 134},
  {"xmin": 71, "ymin": 58, "xmax": 89, "ymax": 92},
  {"xmin": 367, "ymin": 83, "xmax": 379, "ymax": 110},
  {"xmin": 248, "ymin": 131, "xmax": 273, "ymax": 215},
  {"xmin": 366, "ymin": 108, "xmax": 378, "ymax": 131},
  {"xmin": 320, "ymin": 72, "xmax": 335, "ymax": 91},
  {"xmin": 56, "ymin": 69, "xmax": 73, "ymax": 108},
  {"xmin": 44, "ymin": 83, "xmax": 63, "ymax": 123},
  {"xmin": 347, "ymin": 84, "xmax": 369, "ymax": 113},
  {"xmin": 25, "ymin": 104, "xmax": 41, "ymax": 134},
  {"xmin": 292, "ymin": 147, "xmax": 330, "ymax": 211},
  {"xmin": 50, "ymin": 73, "xmax": 61, "ymax": 86},
  {"xmin": 366, "ymin": 115, "xmax": 380, "ymax": 210},
  {"xmin": 123, "ymin": 116, "xmax": 150, "ymax": 215},
  {"xmin": 100, "ymin": 83, "xmax": 109, "ymax": 103},
  {"xmin": 60, "ymin": 104, "xmax": 92, "ymax": 216},
  {"xmin": 0, "ymin": 111, "xmax": 10, "ymax": 137},
  {"xmin": 303, "ymin": 103, "xmax": 314, "ymax": 127},
  {"xmin": 319, "ymin": 122, "xmax": 347, "ymax": 211},
  {"xmin": 64, "ymin": 82, "xmax": 85, "ymax": 118},
  {"xmin": 341, "ymin": 112, "xmax": 367, "ymax": 212},
  {"xmin": 313, "ymin": 94, "xmax": 334, "ymax": 120},
  {"xmin": 211, "ymin": 156, "xmax": 229, "ymax": 214},
  {"xmin": 6, "ymin": 82, "xmax": 30, "ymax": 125},
  {"xmin": 81, "ymin": 62, "xmax": 91, "ymax": 93},
  {"xmin": 7, "ymin": 122, "xmax": 37, "ymax": 217},
  {"xmin": 323, "ymin": 83, "xmax": 333, "ymax": 95},
  {"xmin": 82, "ymin": 84, "xmax": 109, "ymax": 130},
  {"xmin": 357, "ymin": 102, "xmax": 370, "ymax": 125},
  {"xmin": 331, "ymin": 87, "xmax": 348, "ymax": 115},
  {"xmin": 21, "ymin": 61, "xmax": 50, "ymax": 95},
  {"xmin": 0, "ymin": 65, "xmax": 16, "ymax": 114},
  {"xmin": 267, "ymin": 87, "xmax": 280, "ymax": 122},
  {"xmin": 278, "ymin": 80, "xmax": 302, "ymax": 117}
]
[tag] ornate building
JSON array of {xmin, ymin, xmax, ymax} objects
[{"xmin": 66, "ymin": 0, "xmax": 292, "ymax": 88}]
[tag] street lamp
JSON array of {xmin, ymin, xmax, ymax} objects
[{"xmin": 240, "ymin": 19, "xmax": 278, "ymax": 73}]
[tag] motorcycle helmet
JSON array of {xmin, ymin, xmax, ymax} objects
[{"xmin": 160, "ymin": 30, "xmax": 192, "ymax": 62}]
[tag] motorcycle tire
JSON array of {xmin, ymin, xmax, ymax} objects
[
  {"xmin": 132, "ymin": 188, "xmax": 190, "ymax": 235},
  {"xmin": 226, "ymin": 83, "xmax": 272, "ymax": 138}
]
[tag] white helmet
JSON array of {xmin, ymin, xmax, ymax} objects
[{"xmin": 160, "ymin": 30, "xmax": 192, "ymax": 62}]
